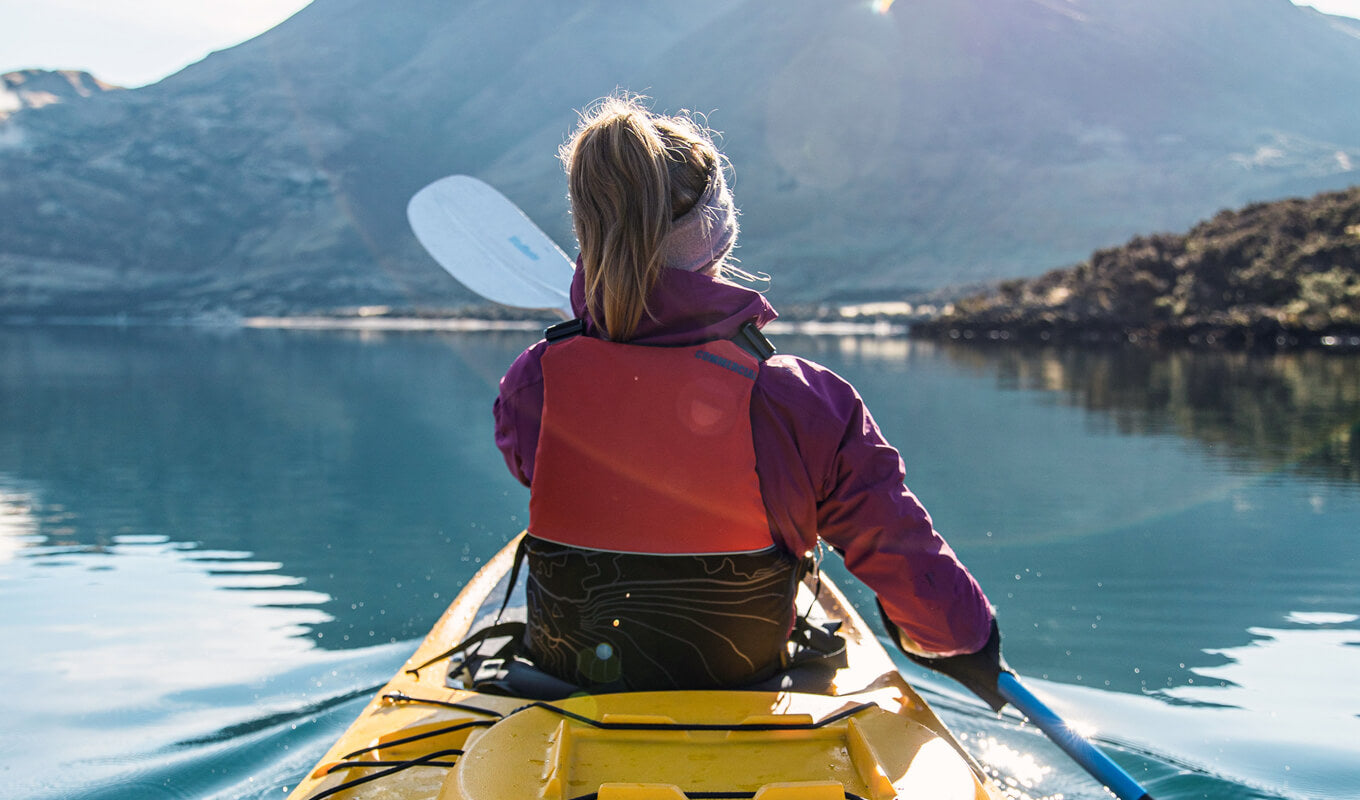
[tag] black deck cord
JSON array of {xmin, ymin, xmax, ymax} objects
[
  {"xmin": 569, "ymin": 792, "xmax": 868, "ymax": 800},
  {"xmin": 489, "ymin": 533, "xmax": 528, "ymax": 625},
  {"xmin": 302, "ymin": 748, "xmax": 465, "ymax": 800},
  {"xmin": 512, "ymin": 699, "xmax": 876, "ymax": 732},
  {"xmin": 380, "ymin": 691, "xmax": 873, "ymax": 733},
  {"xmin": 790, "ymin": 548, "xmax": 827, "ymax": 654},
  {"xmin": 323, "ymin": 752, "xmax": 464, "ymax": 774},
  {"xmin": 340, "ymin": 719, "xmax": 495, "ymax": 760},
  {"xmin": 403, "ymin": 619, "xmax": 525, "ymax": 678},
  {"xmin": 405, "ymin": 535, "xmax": 530, "ymax": 678},
  {"xmin": 382, "ymin": 691, "xmax": 504, "ymax": 718},
  {"xmin": 310, "ymin": 694, "xmax": 876, "ymax": 800}
]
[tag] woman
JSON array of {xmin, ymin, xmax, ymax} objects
[{"xmin": 494, "ymin": 94, "xmax": 1008, "ymax": 708}]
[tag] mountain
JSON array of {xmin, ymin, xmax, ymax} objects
[
  {"xmin": 912, "ymin": 185, "xmax": 1360, "ymax": 347},
  {"xmin": 2, "ymin": 0, "xmax": 1360, "ymax": 318}
]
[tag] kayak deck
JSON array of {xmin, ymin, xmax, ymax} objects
[{"xmin": 287, "ymin": 536, "xmax": 1002, "ymax": 800}]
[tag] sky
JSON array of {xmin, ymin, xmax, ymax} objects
[
  {"xmin": 1, "ymin": 0, "xmax": 1359, "ymax": 89},
  {"xmin": 0, "ymin": 0, "xmax": 314, "ymax": 88}
]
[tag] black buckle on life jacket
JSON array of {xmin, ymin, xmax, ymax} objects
[
  {"xmin": 545, "ymin": 317, "xmax": 585, "ymax": 343},
  {"xmin": 735, "ymin": 321, "xmax": 776, "ymax": 361}
]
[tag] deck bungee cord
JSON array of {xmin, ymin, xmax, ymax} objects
[
  {"xmin": 339, "ymin": 720, "xmax": 496, "ymax": 761},
  {"xmin": 380, "ymin": 691, "xmax": 505, "ymax": 717},
  {"xmin": 566, "ymin": 792, "xmax": 871, "ymax": 800},
  {"xmin": 305, "ymin": 690, "xmax": 885, "ymax": 800},
  {"xmin": 515, "ymin": 698, "xmax": 877, "ymax": 733},
  {"xmin": 403, "ymin": 619, "xmax": 526, "ymax": 679},
  {"xmin": 322, "ymin": 753, "xmax": 464, "ymax": 774},
  {"xmin": 304, "ymin": 748, "xmax": 469, "ymax": 800},
  {"xmin": 302, "ymin": 696, "xmax": 506, "ymax": 800},
  {"xmin": 385, "ymin": 689, "xmax": 880, "ymax": 734}
]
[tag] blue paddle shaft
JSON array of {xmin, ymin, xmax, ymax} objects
[{"xmin": 997, "ymin": 673, "xmax": 1153, "ymax": 800}]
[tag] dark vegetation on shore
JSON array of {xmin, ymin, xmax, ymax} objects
[{"xmin": 912, "ymin": 186, "xmax": 1360, "ymax": 350}]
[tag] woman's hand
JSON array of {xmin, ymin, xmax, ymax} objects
[{"xmin": 879, "ymin": 602, "xmax": 1012, "ymax": 712}]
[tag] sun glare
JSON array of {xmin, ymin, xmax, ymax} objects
[
  {"xmin": 872, "ymin": 0, "xmax": 896, "ymax": 14},
  {"xmin": 1293, "ymin": 0, "xmax": 1360, "ymax": 19},
  {"xmin": 0, "ymin": 489, "xmax": 40, "ymax": 563}
]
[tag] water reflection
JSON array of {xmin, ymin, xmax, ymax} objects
[
  {"xmin": 0, "ymin": 325, "xmax": 538, "ymax": 650},
  {"xmin": 776, "ymin": 335, "xmax": 1360, "ymax": 717},
  {"xmin": 924, "ymin": 340, "xmax": 1360, "ymax": 484},
  {"xmin": 0, "ymin": 325, "xmax": 538, "ymax": 799},
  {"xmin": 2, "ymin": 326, "xmax": 1357, "ymax": 800},
  {"xmin": 0, "ymin": 500, "xmax": 369, "ymax": 799},
  {"xmin": 1027, "ymin": 611, "xmax": 1360, "ymax": 800}
]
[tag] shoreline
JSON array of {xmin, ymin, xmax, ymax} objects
[
  {"xmin": 241, "ymin": 315, "xmax": 910, "ymax": 337},
  {"xmin": 7, "ymin": 313, "xmax": 1359, "ymax": 350},
  {"xmin": 909, "ymin": 319, "xmax": 1360, "ymax": 351},
  {"xmin": 0, "ymin": 313, "xmax": 908, "ymax": 337}
]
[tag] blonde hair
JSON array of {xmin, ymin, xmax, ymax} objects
[{"xmin": 559, "ymin": 94, "xmax": 722, "ymax": 341}]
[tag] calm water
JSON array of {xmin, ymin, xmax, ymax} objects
[{"xmin": 1, "ymin": 325, "xmax": 1357, "ymax": 800}]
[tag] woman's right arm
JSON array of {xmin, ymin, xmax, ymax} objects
[{"xmin": 751, "ymin": 356, "xmax": 995, "ymax": 658}]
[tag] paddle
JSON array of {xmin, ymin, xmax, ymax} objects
[
  {"xmin": 998, "ymin": 673, "xmax": 1154, "ymax": 800},
  {"xmin": 407, "ymin": 175, "xmax": 575, "ymax": 318},
  {"xmin": 406, "ymin": 174, "xmax": 1157, "ymax": 800}
]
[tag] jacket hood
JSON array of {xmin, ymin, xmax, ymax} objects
[{"xmin": 569, "ymin": 260, "xmax": 778, "ymax": 347}]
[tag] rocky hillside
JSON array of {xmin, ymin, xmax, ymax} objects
[
  {"xmin": 913, "ymin": 185, "xmax": 1360, "ymax": 347},
  {"xmin": 3, "ymin": 0, "xmax": 1360, "ymax": 318}
]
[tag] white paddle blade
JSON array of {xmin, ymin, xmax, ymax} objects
[{"xmin": 407, "ymin": 175, "xmax": 575, "ymax": 316}]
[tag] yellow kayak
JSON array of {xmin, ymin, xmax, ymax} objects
[{"xmin": 287, "ymin": 534, "xmax": 1003, "ymax": 800}]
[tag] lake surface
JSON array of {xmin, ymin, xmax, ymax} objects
[{"xmin": 1, "ymin": 324, "xmax": 1357, "ymax": 800}]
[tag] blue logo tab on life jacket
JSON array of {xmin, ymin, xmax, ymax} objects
[{"xmin": 695, "ymin": 349, "xmax": 756, "ymax": 380}]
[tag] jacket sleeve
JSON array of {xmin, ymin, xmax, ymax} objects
[
  {"xmin": 751, "ymin": 356, "xmax": 994, "ymax": 658},
  {"xmin": 493, "ymin": 341, "xmax": 548, "ymax": 487}
]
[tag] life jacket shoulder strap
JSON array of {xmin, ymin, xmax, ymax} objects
[{"xmin": 541, "ymin": 317, "xmax": 775, "ymax": 360}]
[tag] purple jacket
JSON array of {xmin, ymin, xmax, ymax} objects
[{"xmin": 494, "ymin": 267, "xmax": 994, "ymax": 657}]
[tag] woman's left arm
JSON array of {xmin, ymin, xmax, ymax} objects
[{"xmin": 492, "ymin": 342, "xmax": 549, "ymax": 487}]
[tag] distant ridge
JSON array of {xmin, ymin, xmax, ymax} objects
[
  {"xmin": 912, "ymin": 185, "xmax": 1360, "ymax": 349},
  {"xmin": 0, "ymin": 70, "xmax": 120, "ymax": 119}
]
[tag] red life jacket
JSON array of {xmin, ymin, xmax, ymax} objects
[
  {"xmin": 523, "ymin": 327, "xmax": 807, "ymax": 691},
  {"xmin": 528, "ymin": 334, "xmax": 774, "ymax": 554}
]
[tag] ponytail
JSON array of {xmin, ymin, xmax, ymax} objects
[{"xmin": 560, "ymin": 95, "xmax": 720, "ymax": 341}]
